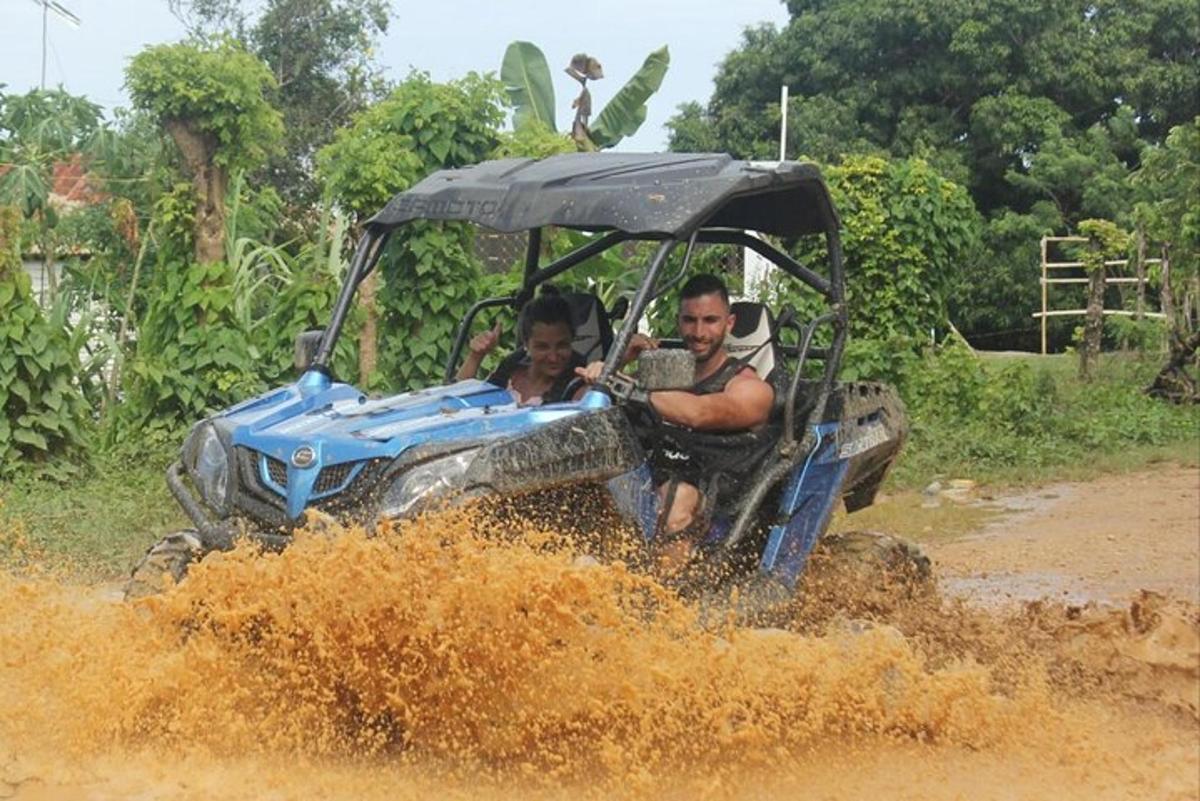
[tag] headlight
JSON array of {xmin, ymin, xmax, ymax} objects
[
  {"xmin": 378, "ymin": 448, "xmax": 479, "ymax": 519},
  {"xmin": 194, "ymin": 425, "xmax": 231, "ymax": 511}
]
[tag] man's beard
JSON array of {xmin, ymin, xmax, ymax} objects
[{"xmin": 687, "ymin": 335, "xmax": 724, "ymax": 364}]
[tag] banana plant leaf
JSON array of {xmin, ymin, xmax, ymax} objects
[
  {"xmin": 0, "ymin": 162, "xmax": 50, "ymax": 219},
  {"xmin": 501, "ymin": 41, "xmax": 557, "ymax": 133},
  {"xmin": 589, "ymin": 46, "xmax": 670, "ymax": 150}
]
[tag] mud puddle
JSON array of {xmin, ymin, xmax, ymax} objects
[
  {"xmin": 853, "ymin": 466, "xmax": 1200, "ymax": 609},
  {"xmin": 2, "ymin": 493, "xmax": 1199, "ymax": 800}
]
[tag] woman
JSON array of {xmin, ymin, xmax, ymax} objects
[{"xmin": 455, "ymin": 286, "xmax": 585, "ymax": 405}]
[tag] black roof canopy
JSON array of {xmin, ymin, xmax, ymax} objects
[{"xmin": 367, "ymin": 152, "xmax": 840, "ymax": 238}]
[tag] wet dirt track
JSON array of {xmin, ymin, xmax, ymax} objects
[{"xmin": 1, "ymin": 469, "xmax": 1198, "ymax": 800}]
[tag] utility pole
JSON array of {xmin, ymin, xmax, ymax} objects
[
  {"xmin": 779, "ymin": 85, "xmax": 789, "ymax": 161},
  {"xmin": 30, "ymin": 0, "xmax": 81, "ymax": 90}
]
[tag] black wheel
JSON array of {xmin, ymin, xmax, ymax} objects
[
  {"xmin": 124, "ymin": 530, "xmax": 204, "ymax": 600},
  {"xmin": 787, "ymin": 529, "xmax": 933, "ymax": 629},
  {"xmin": 816, "ymin": 530, "xmax": 931, "ymax": 582}
]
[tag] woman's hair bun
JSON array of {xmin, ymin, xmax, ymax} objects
[{"xmin": 538, "ymin": 284, "xmax": 561, "ymax": 298}]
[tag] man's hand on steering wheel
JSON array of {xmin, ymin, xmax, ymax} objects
[{"xmin": 573, "ymin": 360, "xmax": 661, "ymax": 424}]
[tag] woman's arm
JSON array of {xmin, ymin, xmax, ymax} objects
[{"xmin": 455, "ymin": 322, "xmax": 502, "ymax": 381}]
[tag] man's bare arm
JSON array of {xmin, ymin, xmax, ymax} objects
[{"xmin": 649, "ymin": 373, "xmax": 774, "ymax": 430}]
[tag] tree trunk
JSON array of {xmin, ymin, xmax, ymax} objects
[
  {"xmin": 1147, "ymin": 330, "xmax": 1200, "ymax": 404},
  {"xmin": 1079, "ymin": 263, "xmax": 1105, "ymax": 381},
  {"xmin": 358, "ymin": 270, "xmax": 379, "ymax": 384},
  {"xmin": 1135, "ymin": 227, "xmax": 1146, "ymax": 321},
  {"xmin": 164, "ymin": 119, "xmax": 226, "ymax": 265},
  {"xmin": 1159, "ymin": 245, "xmax": 1173, "ymax": 329}
]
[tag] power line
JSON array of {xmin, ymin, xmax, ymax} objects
[{"xmin": 28, "ymin": 0, "xmax": 80, "ymax": 90}]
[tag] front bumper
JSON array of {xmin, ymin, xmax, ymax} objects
[{"xmin": 167, "ymin": 461, "xmax": 294, "ymax": 552}]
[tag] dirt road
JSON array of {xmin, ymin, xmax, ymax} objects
[{"xmin": 927, "ymin": 465, "xmax": 1199, "ymax": 606}]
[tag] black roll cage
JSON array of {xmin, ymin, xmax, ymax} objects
[
  {"xmin": 312, "ymin": 224, "xmax": 845, "ymax": 388},
  {"xmin": 310, "ymin": 214, "xmax": 847, "ymax": 551}
]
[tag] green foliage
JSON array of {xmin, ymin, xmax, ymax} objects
[
  {"xmin": 491, "ymin": 120, "xmax": 576, "ymax": 160},
  {"xmin": 671, "ymin": 0, "xmax": 1199, "ymax": 348},
  {"xmin": 891, "ymin": 345, "xmax": 1200, "ymax": 484},
  {"xmin": 257, "ymin": 210, "xmax": 361, "ymax": 385},
  {"xmin": 120, "ymin": 259, "xmax": 263, "ymax": 433},
  {"xmin": 501, "ymin": 41, "xmax": 557, "ymax": 133},
  {"xmin": 169, "ymin": 0, "xmax": 391, "ymax": 209},
  {"xmin": 952, "ymin": 203, "xmax": 1062, "ymax": 351},
  {"xmin": 1105, "ymin": 316, "xmax": 1168, "ymax": 354},
  {"xmin": 500, "ymin": 41, "xmax": 669, "ymax": 151},
  {"xmin": 589, "ymin": 47, "xmax": 671, "ymax": 150},
  {"xmin": 152, "ymin": 182, "xmax": 199, "ymax": 260},
  {"xmin": 1134, "ymin": 117, "xmax": 1200, "ymax": 285},
  {"xmin": 0, "ymin": 89, "xmax": 103, "ymax": 219},
  {"xmin": 0, "ymin": 206, "xmax": 89, "ymax": 476},
  {"xmin": 1075, "ymin": 219, "xmax": 1132, "ymax": 272},
  {"xmin": 780, "ymin": 155, "xmax": 981, "ymax": 344},
  {"xmin": 319, "ymin": 71, "xmax": 505, "ymax": 216},
  {"xmin": 127, "ymin": 38, "xmax": 284, "ymax": 172},
  {"xmin": 376, "ymin": 221, "xmax": 481, "ymax": 390},
  {"xmin": 320, "ymin": 72, "xmax": 507, "ymax": 389}
]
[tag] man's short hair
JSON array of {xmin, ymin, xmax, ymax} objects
[{"xmin": 679, "ymin": 273, "xmax": 730, "ymax": 308}]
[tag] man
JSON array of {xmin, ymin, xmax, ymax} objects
[{"xmin": 577, "ymin": 274, "xmax": 775, "ymax": 562}]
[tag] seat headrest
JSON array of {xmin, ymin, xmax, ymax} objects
[
  {"xmin": 726, "ymin": 301, "xmax": 778, "ymax": 379},
  {"xmin": 562, "ymin": 292, "xmax": 613, "ymax": 362}
]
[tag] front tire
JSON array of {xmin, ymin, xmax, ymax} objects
[{"xmin": 124, "ymin": 530, "xmax": 204, "ymax": 600}]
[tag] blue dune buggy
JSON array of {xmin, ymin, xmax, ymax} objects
[{"xmin": 127, "ymin": 153, "xmax": 917, "ymax": 606}]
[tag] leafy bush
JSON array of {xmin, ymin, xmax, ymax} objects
[
  {"xmin": 319, "ymin": 71, "xmax": 508, "ymax": 390},
  {"xmin": 0, "ymin": 206, "xmax": 89, "ymax": 476},
  {"xmin": 257, "ymin": 214, "xmax": 360, "ymax": 386},
  {"xmin": 764, "ymin": 155, "xmax": 981, "ymax": 348},
  {"xmin": 119, "ymin": 259, "xmax": 263, "ymax": 435},
  {"xmin": 375, "ymin": 221, "xmax": 481, "ymax": 390},
  {"xmin": 1105, "ymin": 316, "xmax": 1168, "ymax": 354},
  {"xmin": 890, "ymin": 342, "xmax": 1199, "ymax": 484}
]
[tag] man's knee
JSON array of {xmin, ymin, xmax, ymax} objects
[{"xmin": 658, "ymin": 481, "xmax": 701, "ymax": 535}]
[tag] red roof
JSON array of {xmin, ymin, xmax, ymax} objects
[{"xmin": 0, "ymin": 152, "xmax": 105, "ymax": 206}]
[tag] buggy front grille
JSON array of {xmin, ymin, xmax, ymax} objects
[
  {"xmin": 314, "ymin": 462, "xmax": 354, "ymax": 494},
  {"xmin": 266, "ymin": 456, "xmax": 288, "ymax": 487},
  {"xmin": 258, "ymin": 454, "xmax": 364, "ymax": 500}
]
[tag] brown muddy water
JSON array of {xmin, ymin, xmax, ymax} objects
[{"xmin": 1, "ymin": 509, "xmax": 1198, "ymax": 800}]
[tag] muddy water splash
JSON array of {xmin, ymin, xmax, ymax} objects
[{"xmin": 1, "ymin": 511, "xmax": 1197, "ymax": 799}]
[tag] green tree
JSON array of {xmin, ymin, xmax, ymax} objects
[
  {"xmin": 0, "ymin": 89, "xmax": 104, "ymax": 299},
  {"xmin": 1074, "ymin": 219, "xmax": 1131, "ymax": 380},
  {"xmin": 763, "ymin": 155, "xmax": 981, "ymax": 381},
  {"xmin": 1134, "ymin": 118, "xmax": 1200, "ymax": 400},
  {"xmin": 127, "ymin": 39, "xmax": 284, "ymax": 264},
  {"xmin": 318, "ymin": 72, "xmax": 507, "ymax": 388},
  {"xmin": 668, "ymin": 0, "xmax": 1198, "ymax": 348},
  {"xmin": 1134, "ymin": 117, "xmax": 1200, "ymax": 323},
  {"xmin": 677, "ymin": 0, "xmax": 1196, "ymax": 181},
  {"xmin": 820, "ymin": 156, "xmax": 981, "ymax": 344},
  {"xmin": 168, "ymin": 0, "xmax": 391, "ymax": 213}
]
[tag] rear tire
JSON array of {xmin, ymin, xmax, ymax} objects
[
  {"xmin": 124, "ymin": 530, "xmax": 204, "ymax": 600},
  {"xmin": 789, "ymin": 530, "xmax": 934, "ymax": 630},
  {"xmin": 816, "ymin": 530, "xmax": 931, "ymax": 583}
]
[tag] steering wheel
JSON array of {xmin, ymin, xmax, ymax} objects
[
  {"xmin": 591, "ymin": 372, "xmax": 663, "ymax": 427},
  {"xmin": 562, "ymin": 375, "xmax": 590, "ymax": 402}
]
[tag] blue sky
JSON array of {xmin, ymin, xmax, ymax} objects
[{"xmin": 0, "ymin": 0, "xmax": 790, "ymax": 151}]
